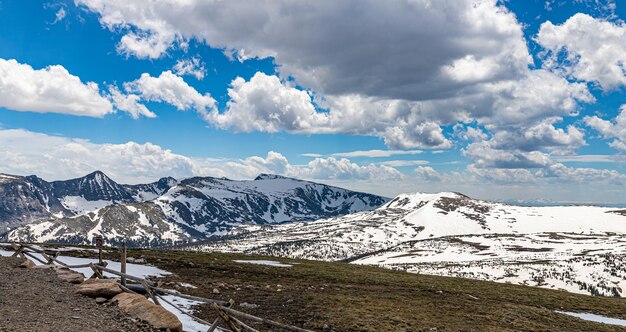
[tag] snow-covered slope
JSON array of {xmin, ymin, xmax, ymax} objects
[
  {"xmin": 4, "ymin": 172, "xmax": 387, "ymax": 245},
  {"xmin": 187, "ymin": 192, "xmax": 626, "ymax": 296}
]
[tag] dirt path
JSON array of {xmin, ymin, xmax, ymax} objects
[{"xmin": 0, "ymin": 256, "xmax": 157, "ymax": 332}]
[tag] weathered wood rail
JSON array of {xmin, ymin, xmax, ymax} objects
[{"xmin": 5, "ymin": 242, "xmax": 315, "ymax": 332}]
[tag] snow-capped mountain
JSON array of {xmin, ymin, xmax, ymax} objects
[
  {"xmin": 3, "ymin": 171, "xmax": 387, "ymax": 245},
  {"xmin": 0, "ymin": 174, "xmax": 70, "ymax": 230},
  {"xmin": 0, "ymin": 171, "xmax": 177, "ymax": 230},
  {"xmin": 188, "ymin": 192, "xmax": 626, "ymax": 296}
]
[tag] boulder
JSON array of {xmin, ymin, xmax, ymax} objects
[
  {"xmin": 112, "ymin": 293, "xmax": 183, "ymax": 332},
  {"xmin": 95, "ymin": 297, "xmax": 108, "ymax": 304},
  {"xmin": 56, "ymin": 269, "xmax": 85, "ymax": 284},
  {"xmin": 75, "ymin": 279, "xmax": 123, "ymax": 298},
  {"xmin": 19, "ymin": 259, "xmax": 36, "ymax": 268}
]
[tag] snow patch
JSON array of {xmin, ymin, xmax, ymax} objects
[
  {"xmin": 233, "ymin": 260, "xmax": 292, "ymax": 267},
  {"xmin": 557, "ymin": 311, "xmax": 626, "ymax": 327},
  {"xmin": 61, "ymin": 196, "xmax": 112, "ymax": 215}
]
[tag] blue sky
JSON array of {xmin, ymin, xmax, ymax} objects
[{"xmin": 0, "ymin": 0, "xmax": 625, "ymax": 203}]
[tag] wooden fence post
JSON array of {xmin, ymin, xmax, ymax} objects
[{"xmin": 120, "ymin": 242, "xmax": 127, "ymax": 287}]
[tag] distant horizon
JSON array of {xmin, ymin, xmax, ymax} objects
[{"xmin": 1, "ymin": 1, "xmax": 625, "ymax": 204}]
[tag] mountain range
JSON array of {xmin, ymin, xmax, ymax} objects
[
  {"xmin": 5, "ymin": 170, "xmax": 626, "ymax": 297},
  {"xmin": 0, "ymin": 171, "xmax": 387, "ymax": 245}
]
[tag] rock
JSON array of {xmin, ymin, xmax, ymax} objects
[
  {"xmin": 75, "ymin": 279, "xmax": 123, "ymax": 298},
  {"xmin": 56, "ymin": 269, "xmax": 85, "ymax": 284},
  {"xmin": 239, "ymin": 302, "xmax": 259, "ymax": 309},
  {"xmin": 212, "ymin": 288, "xmax": 220, "ymax": 294},
  {"xmin": 112, "ymin": 293, "xmax": 183, "ymax": 332},
  {"xmin": 19, "ymin": 259, "xmax": 36, "ymax": 268},
  {"xmin": 95, "ymin": 297, "xmax": 108, "ymax": 304},
  {"xmin": 127, "ymin": 257, "xmax": 146, "ymax": 264}
]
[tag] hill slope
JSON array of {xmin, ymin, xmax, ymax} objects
[{"xmin": 188, "ymin": 192, "xmax": 626, "ymax": 296}]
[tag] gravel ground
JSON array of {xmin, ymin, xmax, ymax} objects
[{"xmin": 0, "ymin": 256, "xmax": 159, "ymax": 332}]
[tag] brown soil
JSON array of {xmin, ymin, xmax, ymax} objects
[{"xmin": 0, "ymin": 256, "xmax": 157, "ymax": 332}]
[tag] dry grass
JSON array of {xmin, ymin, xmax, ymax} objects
[{"xmin": 44, "ymin": 244, "xmax": 626, "ymax": 331}]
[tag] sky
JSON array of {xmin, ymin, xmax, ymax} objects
[{"xmin": 0, "ymin": 0, "xmax": 625, "ymax": 204}]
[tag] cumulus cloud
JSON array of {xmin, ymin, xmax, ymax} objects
[
  {"xmin": 414, "ymin": 166, "xmax": 442, "ymax": 182},
  {"xmin": 210, "ymin": 72, "xmax": 328, "ymax": 133},
  {"xmin": 584, "ymin": 105, "xmax": 626, "ymax": 151},
  {"xmin": 464, "ymin": 143, "xmax": 553, "ymax": 169},
  {"xmin": 124, "ymin": 70, "xmax": 217, "ymax": 117},
  {"xmin": 0, "ymin": 58, "xmax": 113, "ymax": 117},
  {"xmin": 454, "ymin": 124, "xmax": 489, "ymax": 142},
  {"xmin": 108, "ymin": 86, "xmax": 156, "ymax": 119},
  {"xmin": 537, "ymin": 13, "xmax": 626, "ymax": 90},
  {"xmin": 489, "ymin": 120, "xmax": 587, "ymax": 154},
  {"xmin": 172, "ymin": 57, "xmax": 206, "ymax": 80},
  {"xmin": 294, "ymin": 157, "xmax": 403, "ymax": 181},
  {"xmin": 210, "ymin": 73, "xmax": 455, "ymax": 148},
  {"xmin": 75, "ymin": 0, "xmax": 530, "ymax": 101},
  {"xmin": 0, "ymin": 129, "xmax": 201, "ymax": 183}
]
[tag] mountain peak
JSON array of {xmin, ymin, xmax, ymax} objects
[
  {"xmin": 254, "ymin": 174, "xmax": 294, "ymax": 181},
  {"xmin": 85, "ymin": 170, "xmax": 108, "ymax": 178}
]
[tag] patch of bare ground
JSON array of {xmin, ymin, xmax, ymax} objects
[{"xmin": 0, "ymin": 256, "xmax": 158, "ymax": 332}]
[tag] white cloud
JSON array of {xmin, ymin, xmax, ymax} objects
[
  {"xmin": 464, "ymin": 143, "xmax": 553, "ymax": 169},
  {"xmin": 172, "ymin": 57, "xmax": 206, "ymax": 80},
  {"xmin": 75, "ymin": 0, "xmax": 530, "ymax": 101},
  {"xmin": 210, "ymin": 72, "xmax": 328, "ymax": 133},
  {"xmin": 0, "ymin": 129, "xmax": 401, "ymax": 184},
  {"xmin": 489, "ymin": 120, "xmax": 587, "ymax": 154},
  {"xmin": 382, "ymin": 123, "xmax": 452, "ymax": 150},
  {"xmin": 584, "ymin": 105, "xmax": 626, "ymax": 151},
  {"xmin": 0, "ymin": 58, "xmax": 113, "ymax": 117},
  {"xmin": 124, "ymin": 70, "xmax": 217, "ymax": 118},
  {"xmin": 537, "ymin": 13, "xmax": 626, "ymax": 90},
  {"xmin": 294, "ymin": 157, "xmax": 403, "ymax": 181},
  {"xmin": 553, "ymin": 155, "xmax": 626, "ymax": 163},
  {"xmin": 108, "ymin": 86, "xmax": 156, "ymax": 119},
  {"xmin": 0, "ymin": 129, "xmax": 201, "ymax": 183},
  {"xmin": 52, "ymin": 7, "xmax": 66, "ymax": 24},
  {"xmin": 454, "ymin": 124, "xmax": 488, "ymax": 142},
  {"xmin": 414, "ymin": 166, "xmax": 442, "ymax": 182},
  {"xmin": 540, "ymin": 163, "xmax": 626, "ymax": 184}
]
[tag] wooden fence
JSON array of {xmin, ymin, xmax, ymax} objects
[{"xmin": 6, "ymin": 242, "xmax": 314, "ymax": 332}]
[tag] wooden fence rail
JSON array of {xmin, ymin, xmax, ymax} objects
[{"xmin": 5, "ymin": 242, "xmax": 315, "ymax": 332}]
